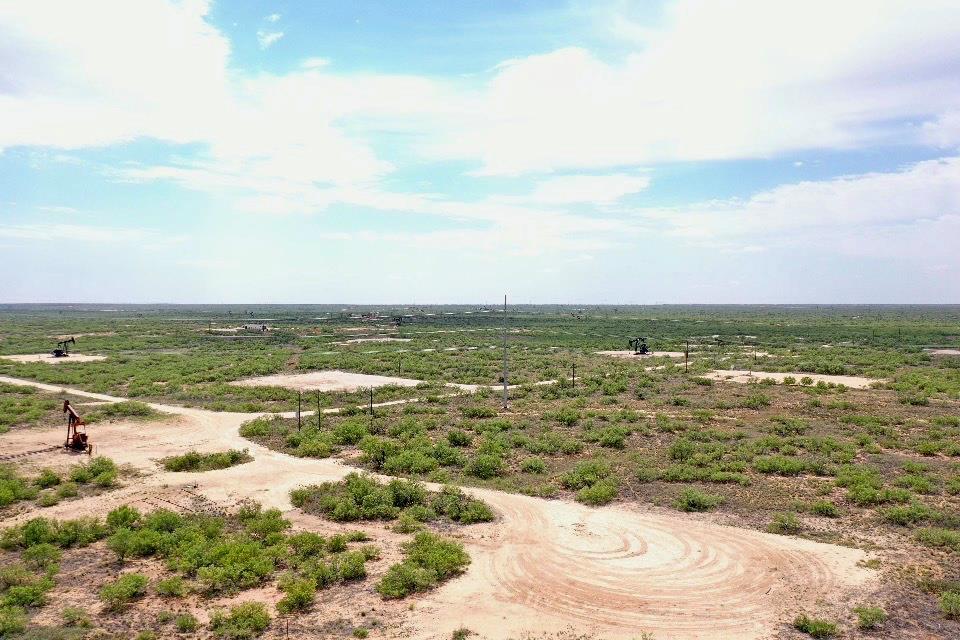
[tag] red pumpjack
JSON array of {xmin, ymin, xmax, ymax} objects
[{"xmin": 63, "ymin": 400, "xmax": 92, "ymax": 454}]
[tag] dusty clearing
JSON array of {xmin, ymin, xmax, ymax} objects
[
  {"xmin": 596, "ymin": 350, "xmax": 685, "ymax": 358},
  {"xmin": 926, "ymin": 348, "xmax": 960, "ymax": 356},
  {"xmin": 1, "ymin": 375, "xmax": 875, "ymax": 640},
  {"xmin": 705, "ymin": 369, "xmax": 882, "ymax": 389},
  {"xmin": 231, "ymin": 369, "xmax": 424, "ymax": 392},
  {"xmin": 0, "ymin": 353, "xmax": 107, "ymax": 364}
]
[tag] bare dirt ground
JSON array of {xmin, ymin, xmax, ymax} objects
[
  {"xmin": 0, "ymin": 353, "xmax": 107, "ymax": 364},
  {"xmin": 596, "ymin": 350, "xmax": 686, "ymax": 358},
  {"xmin": 704, "ymin": 370, "xmax": 882, "ymax": 389},
  {"xmin": 231, "ymin": 369, "xmax": 558, "ymax": 395},
  {"xmin": 926, "ymin": 348, "xmax": 960, "ymax": 356},
  {"xmin": 0, "ymin": 375, "xmax": 876, "ymax": 639},
  {"xmin": 230, "ymin": 370, "xmax": 424, "ymax": 393}
]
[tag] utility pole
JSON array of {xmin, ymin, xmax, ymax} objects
[
  {"xmin": 369, "ymin": 387, "xmax": 374, "ymax": 415},
  {"xmin": 685, "ymin": 339, "xmax": 689, "ymax": 374},
  {"xmin": 316, "ymin": 391, "xmax": 321, "ymax": 429},
  {"xmin": 572, "ymin": 362, "xmax": 576, "ymax": 388},
  {"xmin": 502, "ymin": 294, "xmax": 508, "ymax": 410},
  {"xmin": 297, "ymin": 392, "xmax": 302, "ymax": 431}
]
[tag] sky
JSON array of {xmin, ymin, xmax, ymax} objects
[{"xmin": 1, "ymin": 0, "xmax": 959, "ymax": 304}]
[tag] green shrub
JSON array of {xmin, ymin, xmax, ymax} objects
[
  {"xmin": 155, "ymin": 576, "xmax": 187, "ymax": 597},
  {"xmin": 376, "ymin": 532, "xmax": 470, "ymax": 598},
  {"xmin": 276, "ymin": 576, "xmax": 315, "ymax": 613},
  {"xmin": 915, "ymin": 528, "xmax": 960, "ymax": 552},
  {"xmin": 33, "ymin": 468, "xmax": 60, "ymax": 489},
  {"xmin": 0, "ymin": 605, "xmax": 27, "ymax": 636},
  {"xmin": 175, "ymin": 613, "xmax": 199, "ymax": 632},
  {"xmin": 162, "ymin": 449, "xmax": 252, "ymax": 472},
  {"xmin": 291, "ymin": 474, "xmax": 492, "ymax": 525},
  {"xmin": 853, "ymin": 605, "xmax": 887, "ymax": 629},
  {"xmin": 941, "ymin": 591, "xmax": 960, "ymax": 619},
  {"xmin": 520, "ymin": 457, "xmax": 547, "ymax": 474},
  {"xmin": 767, "ymin": 512, "xmax": 801, "ymax": 535},
  {"xmin": 462, "ymin": 406, "xmax": 497, "ymax": 419},
  {"xmin": 100, "ymin": 573, "xmax": 149, "ymax": 610},
  {"xmin": 239, "ymin": 417, "xmax": 276, "ymax": 438},
  {"xmin": 332, "ymin": 419, "xmax": 369, "ymax": 445},
  {"xmin": 674, "ymin": 488, "xmax": 723, "ymax": 512},
  {"xmin": 22, "ymin": 543, "xmax": 61, "ymax": 571},
  {"xmin": 62, "ymin": 605, "xmax": 91, "ymax": 627},
  {"xmin": 107, "ymin": 505, "xmax": 142, "ymax": 530},
  {"xmin": 740, "ymin": 393, "xmax": 771, "ymax": 409},
  {"xmin": 465, "ymin": 454, "xmax": 503, "ymax": 479},
  {"xmin": 576, "ymin": 479, "xmax": 618, "ymax": 505},
  {"xmin": 561, "ymin": 460, "xmax": 611, "ymax": 490},
  {"xmin": 447, "ymin": 429, "xmax": 472, "ymax": 447},
  {"xmin": 883, "ymin": 503, "xmax": 931, "ymax": 526},
  {"xmin": 810, "ymin": 500, "xmax": 839, "ymax": 517},
  {"xmin": 210, "ymin": 602, "xmax": 271, "ymax": 639},
  {"xmin": 87, "ymin": 401, "xmax": 157, "ymax": 421},
  {"xmin": 0, "ymin": 466, "xmax": 39, "ymax": 506},
  {"xmin": 793, "ymin": 614, "xmax": 838, "ymax": 638}
]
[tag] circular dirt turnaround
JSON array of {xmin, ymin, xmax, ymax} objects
[{"xmin": 421, "ymin": 491, "xmax": 870, "ymax": 640}]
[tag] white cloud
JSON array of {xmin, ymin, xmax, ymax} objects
[
  {"xmin": 265, "ymin": 13, "xmax": 281, "ymax": 23},
  {"xmin": 431, "ymin": 1, "xmax": 960, "ymax": 174},
  {"xmin": 256, "ymin": 29, "xmax": 284, "ymax": 49},
  {"xmin": 507, "ymin": 173, "xmax": 651, "ymax": 205},
  {"xmin": 0, "ymin": 0, "xmax": 232, "ymax": 150},
  {"xmin": 648, "ymin": 156, "xmax": 960, "ymax": 273},
  {"xmin": 0, "ymin": 223, "xmax": 175, "ymax": 244},
  {"xmin": 300, "ymin": 57, "xmax": 330, "ymax": 69}
]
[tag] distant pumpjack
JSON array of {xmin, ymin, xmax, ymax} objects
[
  {"xmin": 629, "ymin": 336, "xmax": 650, "ymax": 355},
  {"xmin": 52, "ymin": 337, "xmax": 75, "ymax": 358}
]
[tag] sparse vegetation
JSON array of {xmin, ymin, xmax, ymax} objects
[{"xmin": 162, "ymin": 449, "xmax": 252, "ymax": 472}]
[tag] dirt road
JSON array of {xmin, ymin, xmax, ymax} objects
[{"xmin": 0, "ymin": 375, "xmax": 874, "ymax": 639}]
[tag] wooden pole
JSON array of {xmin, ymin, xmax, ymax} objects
[
  {"xmin": 572, "ymin": 362, "xmax": 576, "ymax": 388},
  {"xmin": 297, "ymin": 392, "xmax": 302, "ymax": 431},
  {"xmin": 369, "ymin": 387, "xmax": 374, "ymax": 415},
  {"xmin": 685, "ymin": 339, "xmax": 689, "ymax": 374},
  {"xmin": 317, "ymin": 391, "xmax": 321, "ymax": 429}
]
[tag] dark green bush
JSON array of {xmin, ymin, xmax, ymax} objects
[
  {"xmin": 793, "ymin": 614, "xmax": 838, "ymax": 638},
  {"xmin": 674, "ymin": 488, "xmax": 723, "ymax": 512},
  {"xmin": 162, "ymin": 449, "xmax": 252, "ymax": 472},
  {"xmin": 210, "ymin": 602, "xmax": 271, "ymax": 639},
  {"xmin": 99, "ymin": 573, "xmax": 149, "ymax": 610},
  {"xmin": 377, "ymin": 532, "xmax": 469, "ymax": 598},
  {"xmin": 853, "ymin": 605, "xmax": 887, "ymax": 629},
  {"xmin": 465, "ymin": 453, "xmax": 503, "ymax": 479}
]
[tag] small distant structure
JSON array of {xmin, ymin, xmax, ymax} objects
[
  {"xmin": 52, "ymin": 337, "xmax": 75, "ymax": 358},
  {"xmin": 629, "ymin": 337, "xmax": 650, "ymax": 355},
  {"xmin": 243, "ymin": 324, "xmax": 268, "ymax": 332}
]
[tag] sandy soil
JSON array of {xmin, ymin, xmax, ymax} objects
[
  {"xmin": 705, "ymin": 370, "xmax": 882, "ymax": 389},
  {"xmin": 52, "ymin": 332, "xmax": 116, "ymax": 340},
  {"xmin": 926, "ymin": 348, "xmax": 960, "ymax": 356},
  {"xmin": 0, "ymin": 353, "xmax": 107, "ymax": 364},
  {"xmin": 596, "ymin": 350, "xmax": 686, "ymax": 358},
  {"xmin": 230, "ymin": 370, "xmax": 424, "ymax": 393},
  {"xmin": 0, "ymin": 374, "xmax": 875, "ymax": 639}
]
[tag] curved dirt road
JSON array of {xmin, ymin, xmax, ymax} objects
[{"xmin": 0, "ymin": 375, "xmax": 874, "ymax": 639}]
